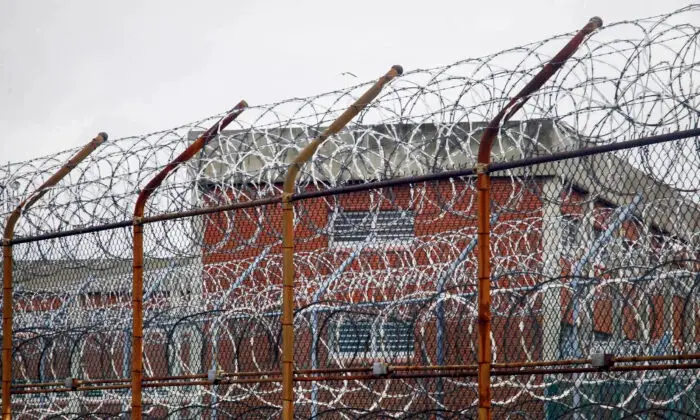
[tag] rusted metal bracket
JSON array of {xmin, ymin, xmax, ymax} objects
[
  {"xmin": 64, "ymin": 377, "xmax": 80, "ymax": 390},
  {"xmin": 474, "ymin": 163, "xmax": 489, "ymax": 174},
  {"xmin": 207, "ymin": 367, "xmax": 224, "ymax": 384}
]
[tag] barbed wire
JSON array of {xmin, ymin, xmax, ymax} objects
[
  {"xmin": 1, "ymin": 5, "xmax": 698, "ymax": 237},
  {"xmin": 3, "ymin": 4, "xmax": 700, "ymax": 418}
]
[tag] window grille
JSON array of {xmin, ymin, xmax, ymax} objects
[
  {"xmin": 330, "ymin": 210, "xmax": 414, "ymax": 247},
  {"xmin": 331, "ymin": 319, "xmax": 414, "ymax": 359}
]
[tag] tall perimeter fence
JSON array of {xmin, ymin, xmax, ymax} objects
[{"xmin": 2, "ymin": 5, "xmax": 699, "ymax": 419}]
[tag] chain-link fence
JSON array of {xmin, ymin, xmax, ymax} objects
[
  {"xmin": 2, "ymin": 5, "xmax": 699, "ymax": 419},
  {"xmin": 6, "ymin": 127, "xmax": 698, "ymax": 419}
]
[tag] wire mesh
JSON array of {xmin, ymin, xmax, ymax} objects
[{"xmin": 1, "ymin": 4, "xmax": 699, "ymax": 419}]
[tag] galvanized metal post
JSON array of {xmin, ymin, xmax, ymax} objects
[
  {"xmin": 2, "ymin": 132, "xmax": 107, "ymax": 419},
  {"xmin": 280, "ymin": 65, "xmax": 403, "ymax": 420},
  {"xmin": 131, "ymin": 102, "xmax": 246, "ymax": 419},
  {"xmin": 474, "ymin": 17, "xmax": 602, "ymax": 420}
]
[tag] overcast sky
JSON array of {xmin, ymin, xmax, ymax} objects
[{"xmin": 0, "ymin": 0, "xmax": 693, "ymax": 163}]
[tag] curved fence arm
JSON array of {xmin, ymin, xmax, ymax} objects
[
  {"xmin": 133, "ymin": 101, "xmax": 248, "ymax": 219},
  {"xmin": 130, "ymin": 100, "xmax": 246, "ymax": 419},
  {"xmin": 281, "ymin": 66, "xmax": 404, "ymax": 195},
  {"xmin": 2, "ymin": 132, "xmax": 108, "ymax": 420},
  {"xmin": 280, "ymin": 65, "xmax": 403, "ymax": 420},
  {"xmin": 477, "ymin": 17, "xmax": 603, "ymax": 164},
  {"xmin": 474, "ymin": 17, "xmax": 603, "ymax": 420},
  {"xmin": 4, "ymin": 132, "xmax": 108, "ymax": 236}
]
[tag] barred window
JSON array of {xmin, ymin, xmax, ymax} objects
[
  {"xmin": 331, "ymin": 319, "xmax": 414, "ymax": 359},
  {"xmin": 330, "ymin": 210, "xmax": 414, "ymax": 246}
]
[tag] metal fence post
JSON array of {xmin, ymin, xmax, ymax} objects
[
  {"xmin": 474, "ymin": 17, "xmax": 602, "ymax": 420},
  {"xmin": 131, "ymin": 102, "xmax": 246, "ymax": 419},
  {"xmin": 280, "ymin": 65, "xmax": 403, "ymax": 420},
  {"xmin": 2, "ymin": 132, "xmax": 107, "ymax": 419}
]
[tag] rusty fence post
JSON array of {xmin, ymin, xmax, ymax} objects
[
  {"xmin": 280, "ymin": 65, "xmax": 403, "ymax": 420},
  {"xmin": 474, "ymin": 17, "xmax": 602, "ymax": 420},
  {"xmin": 131, "ymin": 101, "xmax": 246, "ymax": 419},
  {"xmin": 2, "ymin": 132, "xmax": 107, "ymax": 419}
]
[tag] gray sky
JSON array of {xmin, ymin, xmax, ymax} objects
[{"xmin": 0, "ymin": 0, "xmax": 693, "ymax": 163}]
